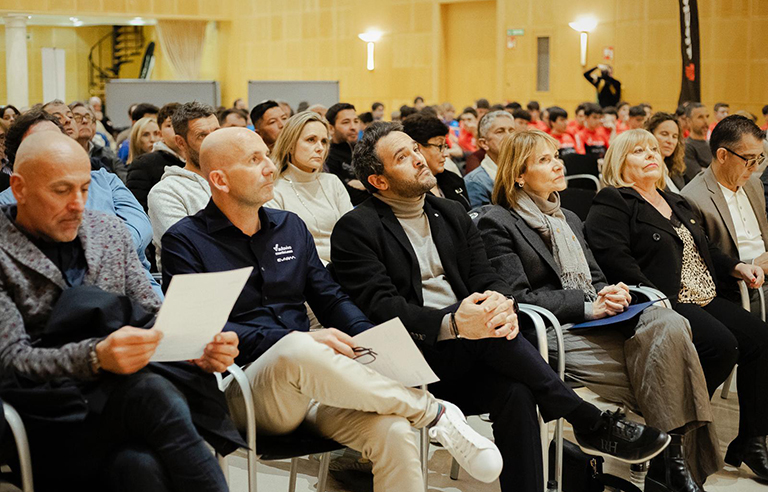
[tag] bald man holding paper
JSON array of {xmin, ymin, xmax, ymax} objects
[
  {"xmin": 161, "ymin": 128, "xmax": 504, "ymax": 492},
  {"xmin": 0, "ymin": 132, "xmax": 241, "ymax": 491}
]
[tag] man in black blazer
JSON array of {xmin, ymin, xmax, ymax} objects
[{"xmin": 330, "ymin": 122, "xmax": 669, "ymax": 492}]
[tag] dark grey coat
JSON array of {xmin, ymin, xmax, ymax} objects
[{"xmin": 476, "ymin": 204, "xmax": 608, "ymax": 323}]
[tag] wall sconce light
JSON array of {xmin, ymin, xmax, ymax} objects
[
  {"xmin": 358, "ymin": 30, "xmax": 383, "ymax": 71},
  {"xmin": 568, "ymin": 17, "xmax": 597, "ymax": 66}
]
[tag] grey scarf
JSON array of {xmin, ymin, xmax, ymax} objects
[{"xmin": 515, "ymin": 190, "xmax": 597, "ymax": 301}]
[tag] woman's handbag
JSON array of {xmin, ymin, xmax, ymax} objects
[{"xmin": 549, "ymin": 439, "xmax": 642, "ymax": 492}]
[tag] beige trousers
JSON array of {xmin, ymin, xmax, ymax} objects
[{"xmin": 225, "ymin": 332, "xmax": 438, "ymax": 492}]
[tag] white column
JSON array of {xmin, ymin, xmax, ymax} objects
[{"xmin": 5, "ymin": 14, "xmax": 29, "ymax": 108}]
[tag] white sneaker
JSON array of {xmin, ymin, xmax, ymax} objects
[{"xmin": 428, "ymin": 401, "xmax": 503, "ymax": 483}]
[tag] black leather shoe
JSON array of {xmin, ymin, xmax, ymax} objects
[
  {"xmin": 574, "ymin": 409, "xmax": 671, "ymax": 464},
  {"xmin": 725, "ymin": 436, "xmax": 768, "ymax": 482},
  {"xmin": 645, "ymin": 433, "xmax": 704, "ymax": 492}
]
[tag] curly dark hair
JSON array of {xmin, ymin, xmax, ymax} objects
[
  {"xmin": 402, "ymin": 113, "xmax": 448, "ymax": 145},
  {"xmin": 645, "ymin": 112, "xmax": 686, "ymax": 181},
  {"xmin": 353, "ymin": 121, "xmax": 403, "ymax": 194}
]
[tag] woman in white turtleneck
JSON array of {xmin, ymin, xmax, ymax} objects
[{"xmin": 265, "ymin": 111, "xmax": 353, "ymax": 265}]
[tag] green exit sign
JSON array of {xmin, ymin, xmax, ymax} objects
[{"xmin": 507, "ymin": 29, "xmax": 525, "ymax": 36}]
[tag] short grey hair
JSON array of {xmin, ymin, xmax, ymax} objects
[{"xmin": 478, "ymin": 110, "xmax": 514, "ymax": 139}]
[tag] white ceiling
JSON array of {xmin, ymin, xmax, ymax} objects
[{"xmin": 0, "ymin": 14, "xmax": 157, "ymax": 27}]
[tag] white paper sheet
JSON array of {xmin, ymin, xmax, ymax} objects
[
  {"xmin": 150, "ymin": 267, "xmax": 253, "ymax": 362},
  {"xmin": 351, "ymin": 318, "xmax": 439, "ymax": 387}
]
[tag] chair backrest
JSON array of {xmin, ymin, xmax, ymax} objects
[
  {"xmin": 560, "ymin": 187, "xmax": 596, "ymax": 222},
  {"xmin": 562, "ymin": 153, "xmax": 600, "ymax": 178}
]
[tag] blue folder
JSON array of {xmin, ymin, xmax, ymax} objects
[{"xmin": 569, "ymin": 299, "xmax": 667, "ymax": 330}]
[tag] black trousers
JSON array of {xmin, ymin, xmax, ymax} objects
[
  {"xmin": 675, "ymin": 296, "xmax": 768, "ymax": 441},
  {"xmin": 24, "ymin": 371, "xmax": 228, "ymax": 492},
  {"xmin": 423, "ymin": 334, "xmax": 587, "ymax": 492}
]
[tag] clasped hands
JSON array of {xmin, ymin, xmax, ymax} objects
[
  {"xmin": 95, "ymin": 327, "xmax": 239, "ymax": 375},
  {"xmin": 592, "ymin": 282, "xmax": 631, "ymax": 319},
  {"xmin": 454, "ymin": 291, "xmax": 519, "ymax": 340}
]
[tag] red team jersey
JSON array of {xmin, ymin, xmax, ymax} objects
[
  {"xmin": 575, "ymin": 127, "xmax": 610, "ymax": 156},
  {"xmin": 551, "ymin": 132, "xmax": 581, "ymax": 155}
]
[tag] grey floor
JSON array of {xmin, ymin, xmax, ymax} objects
[{"xmin": 221, "ymin": 382, "xmax": 767, "ymax": 492}]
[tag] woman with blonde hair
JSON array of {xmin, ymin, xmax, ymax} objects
[
  {"xmin": 587, "ymin": 129, "xmax": 768, "ymax": 488},
  {"xmin": 265, "ymin": 110, "xmax": 352, "ymax": 264},
  {"xmin": 127, "ymin": 116, "xmax": 161, "ymax": 165},
  {"xmin": 478, "ymin": 129, "xmax": 718, "ymax": 491},
  {"xmin": 645, "ymin": 113, "xmax": 687, "ymax": 191}
]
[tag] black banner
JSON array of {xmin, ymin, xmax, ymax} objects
[{"xmin": 678, "ymin": 0, "xmax": 701, "ymax": 104}]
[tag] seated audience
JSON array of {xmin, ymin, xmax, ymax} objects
[
  {"xmin": 414, "ymin": 96, "xmax": 426, "ymax": 111},
  {"xmin": 161, "ymin": 127, "xmax": 505, "ymax": 491},
  {"xmin": 372, "ymin": 101, "xmax": 385, "ymax": 121},
  {"xmin": 527, "ymin": 101, "xmax": 549, "ymax": 132},
  {"xmin": 115, "ymin": 103, "xmax": 138, "ymax": 147},
  {"xmin": 148, "ymin": 102, "xmax": 218, "ymax": 270},
  {"xmin": 307, "ymin": 103, "xmax": 328, "ymax": 119},
  {"xmin": 684, "ymin": 102, "xmax": 712, "ymax": 181},
  {"xmin": 575, "ymin": 103, "xmax": 610, "ymax": 157},
  {"xmin": 457, "ymin": 107, "xmax": 479, "ymax": 153},
  {"xmin": 512, "ymin": 108, "xmax": 532, "ymax": 128},
  {"xmin": 325, "ymin": 102, "xmax": 369, "ymax": 205},
  {"xmin": 566, "ymin": 103, "xmax": 587, "ymax": 136},
  {"xmin": 127, "ymin": 102, "xmax": 184, "ymax": 212},
  {"xmin": 646, "ymin": 112, "xmax": 687, "ymax": 190},
  {"xmin": 465, "ymin": 110, "xmax": 516, "ymax": 208},
  {"xmin": 707, "ymin": 102, "xmax": 730, "ymax": 140},
  {"xmin": 676, "ymin": 103, "xmax": 691, "ymax": 138},
  {"xmin": 69, "ymin": 102, "xmax": 122, "ymax": 173},
  {"xmin": 402, "ymin": 112, "xmax": 471, "ymax": 210},
  {"xmin": 601, "ymin": 106, "xmax": 619, "ymax": 143},
  {"xmin": 218, "ymin": 108, "xmax": 248, "ymax": 128},
  {"xmin": 477, "ymin": 129, "xmax": 718, "ymax": 488},
  {"xmin": 616, "ymin": 101, "xmax": 630, "ymax": 133},
  {"xmin": 761, "ymin": 105, "xmax": 768, "ymax": 131},
  {"xmin": 250, "ymin": 100, "xmax": 287, "ymax": 152},
  {"xmin": 627, "ymin": 105, "xmax": 647, "ymax": 130},
  {"xmin": 548, "ymin": 106, "xmax": 581, "ymax": 156},
  {"xmin": 330, "ymin": 121, "xmax": 669, "ymax": 492},
  {"xmin": 265, "ymin": 111, "xmax": 351, "ymax": 264},
  {"xmin": 127, "ymin": 116, "xmax": 161, "ymax": 165},
  {"xmin": 0, "ymin": 110, "xmax": 161, "ymax": 298},
  {"xmin": 42, "ymin": 99, "xmax": 78, "ymax": 139},
  {"xmin": 0, "ymin": 132, "xmax": 241, "ymax": 491},
  {"xmin": 2, "ymin": 104, "xmax": 20, "ymax": 123},
  {"xmin": 118, "ymin": 103, "xmax": 159, "ymax": 164},
  {"xmin": 585, "ymin": 129, "xmax": 768, "ymax": 484},
  {"xmin": 400, "ymin": 105, "xmax": 418, "ymax": 119},
  {"xmin": 682, "ymin": 115, "xmax": 768, "ymax": 311},
  {"xmin": 475, "ymin": 98, "xmax": 490, "ymax": 120},
  {"xmin": 233, "ymin": 98, "xmax": 248, "ymax": 111},
  {"xmin": 88, "ymin": 95, "xmax": 116, "ymax": 144},
  {"xmin": 277, "ymin": 100, "xmax": 294, "ymax": 118}
]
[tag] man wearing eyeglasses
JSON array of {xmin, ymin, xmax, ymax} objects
[
  {"xmin": 682, "ymin": 114, "xmax": 768, "ymax": 311},
  {"xmin": 70, "ymin": 102, "xmax": 122, "ymax": 174}
]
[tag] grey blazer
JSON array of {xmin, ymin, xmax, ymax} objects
[
  {"xmin": 681, "ymin": 166, "xmax": 768, "ymax": 261},
  {"xmin": 476, "ymin": 205, "xmax": 608, "ymax": 323},
  {"xmin": 0, "ymin": 207, "xmax": 161, "ymax": 381}
]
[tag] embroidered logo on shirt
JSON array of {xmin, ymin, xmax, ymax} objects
[{"xmin": 274, "ymin": 243, "xmax": 296, "ymax": 263}]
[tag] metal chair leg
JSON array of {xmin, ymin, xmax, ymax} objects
[
  {"xmin": 450, "ymin": 457, "xmax": 460, "ymax": 480},
  {"xmin": 420, "ymin": 426, "xmax": 429, "ymax": 491},
  {"xmin": 317, "ymin": 452, "xmax": 331, "ymax": 492},
  {"xmin": 288, "ymin": 457, "xmax": 299, "ymax": 492},
  {"xmin": 4, "ymin": 403, "xmax": 33, "ymax": 492}
]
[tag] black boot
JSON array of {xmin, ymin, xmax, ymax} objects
[
  {"xmin": 645, "ymin": 433, "xmax": 704, "ymax": 492},
  {"xmin": 725, "ymin": 436, "xmax": 768, "ymax": 482}
]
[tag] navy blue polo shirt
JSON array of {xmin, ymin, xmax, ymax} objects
[{"xmin": 161, "ymin": 199, "xmax": 372, "ymax": 365}]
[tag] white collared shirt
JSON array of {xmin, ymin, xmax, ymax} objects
[{"xmin": 718, "ymin": 183, "xmax": 766, "ymax": 261}]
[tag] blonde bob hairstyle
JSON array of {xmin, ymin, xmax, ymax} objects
[
  {"xmin": 601, "ymin": 129, "xmax": 666, "ymax": 190},
  {"xmin": 493, "ymin": 129, "xmax": 560, "ymax": 208},
  {"xmin": 127, "ymin": 116, "xmax": 159, "ymax": 164},
  {"xmin": 270, "ymin": 111, "xmax": 331, "ymax": 179}
]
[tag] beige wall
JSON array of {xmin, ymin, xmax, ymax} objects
[{"xmin": 2, "ymin": 0, "xmax": 767, "ymax": 119}]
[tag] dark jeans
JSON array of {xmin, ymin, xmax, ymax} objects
[
  {"xmin": 25, "ymin": 371, "xmax": 228, "ymax": 492},
  {"xmin": 423, "ymin": 334, "xmax": 589, "ymax": 492},
  {"xmin": 675, "ymin": 297, "xmax": 768, "ymax": 441}
]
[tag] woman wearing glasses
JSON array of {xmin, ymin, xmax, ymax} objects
[
  {"xmin": 586, "ymin": 129, "xmax": 768, "ymax": 488},
  {"xmin": 402, "ymin": 112, "xmax": 471, "ymax": 210}
]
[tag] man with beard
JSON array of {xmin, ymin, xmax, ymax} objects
[
  {"xmin": 325, "ymin": 103, "xmax": 368, "ymax": 205},
  {"xmin": 147, "ymin": 102, "xmax": 219, "ymax": 270}
]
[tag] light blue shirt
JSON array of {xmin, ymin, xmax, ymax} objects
[{"xmin": 0, "ymin": 168, "xmax": 163, "ymax": 299}]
